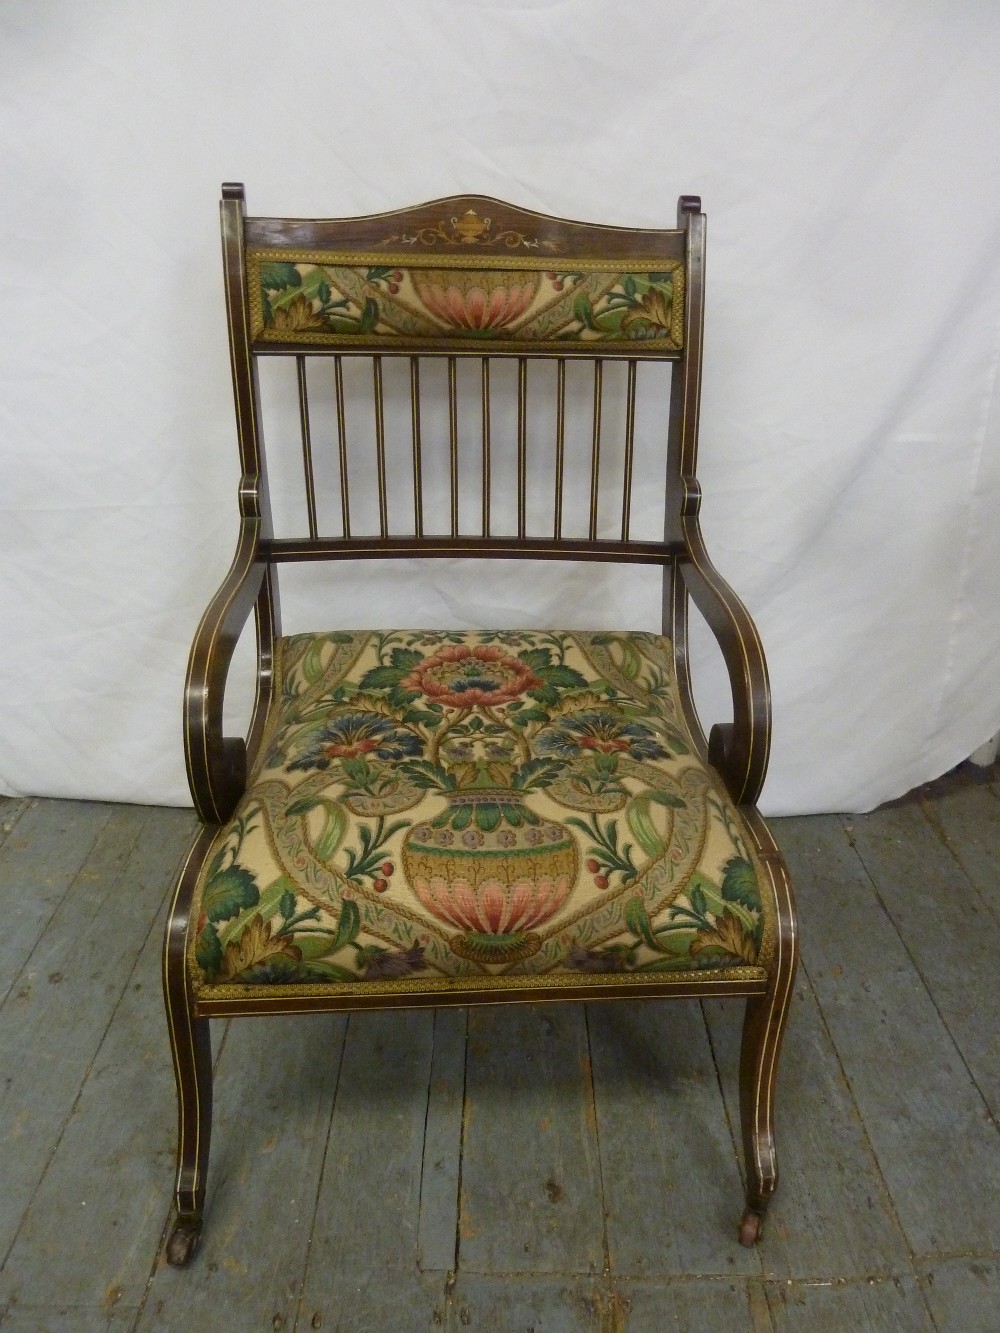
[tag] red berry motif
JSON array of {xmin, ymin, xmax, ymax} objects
[
  {"xmin": 585, "ymin": 858, "xmax": 600, "ymax": 874},
  {"xmin": 594, "ymin": 875, "xmax": 610, "ymax": 890},
  {"xmin": 553, "ymin": 279, "xmax": 564, "ymax": 291},
  {"xmin": 391, "ymin": 270, "xmax": 403, "ymax": 282},
  {"xmin": 381, "ymin": 861, "xmax": 394, "ymax": 876},
  {"xmin": 373, "ymin": 878, "xmax": 389, "ymax": 893},
  {"xmin": 388, "ymin": 282, "xmax": 399, "ymax": 294}
]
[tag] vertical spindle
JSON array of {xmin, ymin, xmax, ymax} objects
[
  {"xmin": 410, "ymin": 356, "xmax": 424, "ymax": 537},
  {"xmin": 448, "ymin": 356, "xmax": 459, "ymax": 538},
  {"xmin": 373, "ymin": 355, "xmax": 388, "ymax": 537},
  {"xmin": 517, "ymin": 357, "xmax": 527, "ymax": 539},
  {"xmin": 334, "ymin": 355, "xmax": 351, "ymax": 538},
  {"xmin": 481, "ymin": 358, "xmax": 491, "ymax": 537},
  {"xmin": 296, "ymin": 355, "xmax": 318, "ymax": 539},
  {"xmin": 554, "ymin": 358, "xmax": 566, "ymax": 540},
  {"xmin": 621, "ymin": 359, "xmax": 637, "ymax": 542},
  {"xmin": 589, "ymin": 359, "xmax": 603, "ymax": 542}
]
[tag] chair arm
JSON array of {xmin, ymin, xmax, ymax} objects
[
  {"xmin": 184, "ymin": 521, "xmax": 266, "ymax": 825},
  {"xmin": 675, "ymin": 490, "xmax": 771, "ymax": 807}
]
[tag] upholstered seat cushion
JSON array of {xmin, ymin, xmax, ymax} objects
[{"xmin": 189, "ymin": 630, "xmax": 776, "ymax": 999}]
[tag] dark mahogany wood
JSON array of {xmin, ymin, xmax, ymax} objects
[
  {"xmin": 163, "ymin": 185, "xmax": 798, "ymax": 1265},
  {"xmin": 244, "ymin": 191, "xmax": 687, "ymax": 263}
]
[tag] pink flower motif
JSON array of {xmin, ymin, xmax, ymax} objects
[
  {"xmin": 412, "ymin": 873, "xmax": 573, "ymax": 936},
  {"xmin": 401, "ymin": 644, "xmax": 541, "ymax": 709},
  {"xmin": 416, "ymin": 272, "xmax": 539, "ymax": 331}
]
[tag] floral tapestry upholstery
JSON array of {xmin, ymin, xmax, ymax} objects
[
  {"xmin": 248, "ymin": 253, "xmax": 685, "ymax": 351},
  {"xmin": 190, "ymin": 631, "xmax": 775, "ymax": 1000}
]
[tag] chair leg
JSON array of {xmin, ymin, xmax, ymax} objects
[
  {"xmin": 163, "ymin": 846, "xmax": 214, "ymax": 1268},
  {"xmin": 164, "ymin": 1001, "xmax": 212, "ymax": 1266},
  {"xmin": 737, "ymin": 964, "xmax": 796, "ymax": 1245}
]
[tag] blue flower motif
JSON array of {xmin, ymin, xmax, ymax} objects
[
  {"xmin": 534, "ymin": 710, "xmax": 669, "ymax": 763},
  {"xmin": 288, "ymin": 711, "xmax": 423, "ymax": 772}
]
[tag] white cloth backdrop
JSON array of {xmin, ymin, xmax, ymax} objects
[{"xmin": 1, "ymin": 1, "xmax": 999, "ymax": 815}]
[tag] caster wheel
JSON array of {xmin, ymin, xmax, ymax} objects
[
  {"xmin": 738, "ymin": 1209, "xmax": 763, "ymax": 1247},
  {"xmin": 166, "ymin": 1216, "xmax": 203, "ymax": 1267}
]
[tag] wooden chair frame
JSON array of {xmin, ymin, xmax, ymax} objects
[{"xmin": 163, "ymin": 186, "xmax": 798, "ymax": 1265}]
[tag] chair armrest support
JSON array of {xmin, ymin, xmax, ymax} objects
[
  {"xmin": 673, "ymin": 480, "xmax": 771, "ymax": 806},
  {"xmin": 184, "ymin": 519, "xmax": 267, "ymax": 825}
]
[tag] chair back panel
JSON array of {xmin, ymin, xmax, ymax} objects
[{"xmin": 223, "ymin": 189, "xmax": 704, "ymax": 561}]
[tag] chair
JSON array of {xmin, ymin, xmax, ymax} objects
[{"xmin": 163, "ymin": 185, "xmax": 798, "ymax": 1266}]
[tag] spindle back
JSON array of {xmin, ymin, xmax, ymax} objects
[{"xmin": 221, "ymin": 186, "xmax": 705, "ymax": 567}]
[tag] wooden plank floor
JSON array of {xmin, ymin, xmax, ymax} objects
[{"xmin": 0, "ymin": 765, "xmax": 998, "ymax": 1332}]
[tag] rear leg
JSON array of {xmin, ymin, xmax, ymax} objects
[
  {"xmin": 737, "ymin": 853, "xmax": 798, "ymax": 1245},
  {"xmin": 163, "ymin": 861, "xmax": 213, "ymax": 1267}
]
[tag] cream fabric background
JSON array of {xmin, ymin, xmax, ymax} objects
[{"xmin": 1, "ymin": 1, "xmax": 999, "ymax": 814}]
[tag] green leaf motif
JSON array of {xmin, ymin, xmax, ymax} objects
[
  {"xmin": 518, "ymin": 647, "xmax": 553, "ymax": 672},
  {"xmin": 296, "ymin": 933, "xmax": 342, "ymax": 960},
  {"xmin": 195, "ymin": 923, "xmax": 222, "ymax": 974},
  {"xmin": 451, "ymin": 804, "xmax": 472, "ymax": 831},
  {"xmin": 624, "ymin": 897, "xmax": 661, "ymax": 952},
  {"xmin": 538, "ymin": 665, "xmax": 589, "ymax": 689},
  {"xmin": 279, "ymin": 889, "xmax": 296, "ymax": 921},
  {"xmin": 261, "ymin": 262, "xmax": 302, "ymax": 291},
  {"xmin": 359, "ymin": 297, "xmax": 379, "ymax": 332},
  {"xmin": 314, "ymin": 802, "xmax": 347, "ymax": 862},
  {"xmin": 721, "ymin": 857, "xmax": 760, "ymax": 911},
  {"xmin": 645, "ymin": 787, "xmax": 686, "ymax": 809},
  {"xmin": 527, "ymin": 684, "xmax": 560, "ymax": 707},
  {"xmin": 390, "ymin": 647, "xmax": 423, "ymax": 671},
  {"xmin": 358, "ymin": 664, "xmax": 407, "ymax": 691},
  {"xmin": 573, "ymin": 290, "xmax": 597, "ymax": 330},
  {"xmin": 402, "ymin": 707, "xmax": 441, "ymax": 727},
  {"xmin": 399, "ymin": 759, "xmax": 454, "ymax": 790},
  {"xmin": 475, "ymin": 803, "xmax": 502, "ymax": 832},
  {"xmin": 302, "ymin": 638, "xmax": 327, "ymax": 684},
  {"xmin": 511, "ymin": 707, "xmax": 551, "ymax": 725},
  {"xmin": 617, "ymin": 639, "xmax": 642, "ymax": 680},
  {"xmin": 203, "ymin": 865, "xmax": 259, "ymax": 923},
  {"xmin": 512, "ymin": 758, "xmax": 562, "ymax": 790},
  {"xmin": 626, "ymin": 796, "xmax": 666, "ymax": 859},
  {"xmin": 333, "ymin": 898, "xmax": 361, "ymax": 952}
]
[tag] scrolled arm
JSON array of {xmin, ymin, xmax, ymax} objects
[
  {"xmin": 183, "ymin": 522, "xmax": 266, "ymax": 825},
  {"xmin": 674, "ymin": 481, "xmax": 772, "ymax": 806}
]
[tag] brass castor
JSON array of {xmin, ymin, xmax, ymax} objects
[
  {"xmin": 165, "ymin": 1215, "xmax": 203, "ymax": 1267},
  {"xmin": 738, "ymin": 1208, "xmax": 764, "ymax": 1247}
]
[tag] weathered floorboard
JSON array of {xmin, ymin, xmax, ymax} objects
[
  {"xmin": 0, "ymin": 806, "xmax": 190, "ymax": 1263},
  {"xmin": 843, "ymin": 803, "xmax": 1000, "ymax": 1116},
  {"xmin": 916, "ymin": 766, "xmax": 1000, "ymax": 921},
  {"xmin": 703, "ymin": 974, "xmax": 911, "ymax": 1280},
  {"xmin": 447, "ymin": 1274, "xmax": 600, "ymax": 1332},
  {"xmin": 0, "ymin": 1303, "xmax": 138, "ymax": 1332},
  {"xmin": 137, "ymin": 1011, "xmax": 348, "ymax": 1332},
  {"xmin": 618, "ymin": 1277, "xmax": 773, "ymax": 1333},
  {"xmin": 416, "ymin": 1007, "xmax": 467, "ymax": 1274},
  {"xmin": 459, "ymin": 1004, "xmax": 604, "ymax": 1276},
  {"xmin": 294, "ymin": 1009, "xmax": 437, "ymax": 1320},
  {"xmin": 775, "ymin": 816, "xmax": 1000, "ymax": 1254},
  {"xmin": 918, "ymin": 1256, "xmax": 1000, "ymax": 1333},
  {"xmin": 0, "ymin": 811, "xmax": 194, "ymax": 1310},
  {"xmin": 586, "ymin": 1000, "xmax": 760, "ymax": 1277},
  {"xmin": 765, "ymin": 1275, "xmax": 934, "ymax": 1331},
  {"xmin": 0, "ymin": 799, "xmax": 115, "ymax": 1004},
  {"xmin": 0, "ymin": 798, "xmax": 30, "ymax": 851}
]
